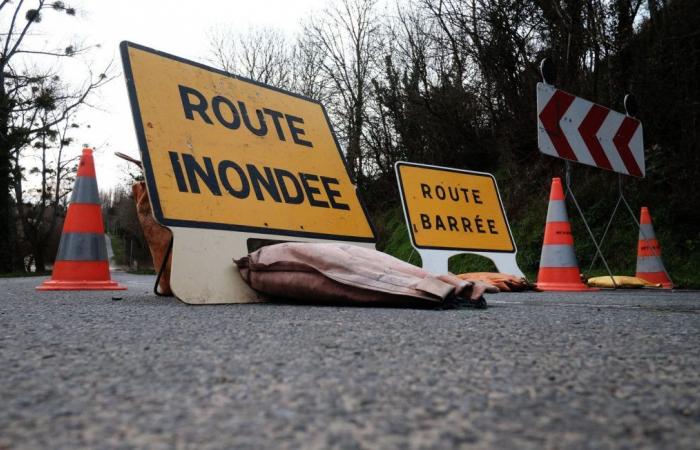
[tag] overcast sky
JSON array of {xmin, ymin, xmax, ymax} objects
[{"xmin": 23, "ymin": 0, "xmax": 328, "ymax": 190}]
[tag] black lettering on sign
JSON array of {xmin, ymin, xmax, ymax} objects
[
  {"xmin": 321, "ymin": 176, "xmax": 350, "ymax": 210},
  {"xmin": 417, "ymin": 183, "xmax": 486, "ymax": 204},
  {"xmin": 179, "ymin": 85, "xmax": 213, "ymax": 124},
  {"xmin": 177, "ymin": 85, "xmax": 314, "ymax": 147},
  {"xmin": 212, "ymin": 96, "xmax": 241, "ymax": 130},
  {"xmin": 461, "ymin": 217, "xmax": 472, "ymax": 232},
  {"xmin": 274, "ymin": 169, "xmax": 304, "ymax": 204},
  {"xmin": 286, "ymin": 115, "xmax": 313, "ymax": 148},
  {"xmin": 447, "ymin": 216, "xmax": 458, "ymax": 231},
  {"xmin": 416, "ymin": 213, "xmax": 500, "ymax": 235},
  {"xmin": 168, "ymin": 152, "xmax": 352, "ymax": 210},
  {"xmin": 420, "ymin": 183, "xmax": 432, "ymax": 199},
  {"xmin": 487, "ymin": 219, "xmax": 498, "ymax": 234},
  {"xmin": 239, "ymin": 102, "xmax": 267, "ymax": 137},
  {"xmin": 435, "ymin": 185, "xmax": 446, "ymax": 200},
  {"xmin": 472, "ymin": 189, "xmax": 482, "ymax": 204},
  {"xmin": 182, "ymin": 154, "xmax": 221, "ymax": 195},
  {"xmin": 219, "ymin": 160, "xmax": 249, "ymax": 199},
  {"xmin": 435, "ymin": 215, "xmax": 446, "ymax": 231},
  {"xmin": 475, "ymin": 215, "xmax": 485, "ymax": 233},
  {"xmin": 248, "ymin": 165, "xmax": 281, "ymax": 202},
  {"xmin": 299, "ymin": 173, "xmax": 329, "ymax": 208},
  {"xmin": 169, "ymin": 151, "xmax": 188, "ymax": 192},
  {"xmin": 264, "ymin": 108, "xmax": 287, "ymax": 141}
]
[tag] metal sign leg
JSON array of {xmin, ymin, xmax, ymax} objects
[
  {"xmin": 564, "ymin": 162, "xmax": 618, "ymax": 288},
  {"xmin": 588, "ymin": 175, "xmax": 625, "ymax": 272}
]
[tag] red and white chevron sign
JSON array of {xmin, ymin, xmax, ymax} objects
[{"xmin": 537, "ymin": 83, "xmax": 645, "ymax": 177}]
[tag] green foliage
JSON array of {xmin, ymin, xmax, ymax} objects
[
  {"xmin": 107, "ymin": 233, "xmax": 127, "ymax": 266},
  {"xmin": 375, "ymin": 207, "xmax": 421, "ymax": 266}
]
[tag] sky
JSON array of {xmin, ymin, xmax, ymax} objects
[{"xmin": 18, "ymin": 0, "xmax": 328, "ymax": 191}]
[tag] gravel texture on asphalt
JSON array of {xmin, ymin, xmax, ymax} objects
[{"xmin": 1, "ymin": 273, "xmax": 699, "ymax": 449}]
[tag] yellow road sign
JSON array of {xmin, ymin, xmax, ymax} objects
[
  {"xmin": 121, "ymin": 42, "xmax": 375, "ymax": 242},
  {"xmin": 396, "ymin": 162, "xmax": 515, "ymax": 252}
]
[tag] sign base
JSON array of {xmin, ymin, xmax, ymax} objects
[
  {"xmin": 169, "ymin": 227, "xmax": 375, "ymax": 304},
  {"xmin": 418, "ymin": 249, "xmax": 525, "ymax": 278}
]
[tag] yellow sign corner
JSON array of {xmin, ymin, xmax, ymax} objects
[
  {"xmin": 121, "ymin": 41, "xmax": 375, "ymax": 243},
  {"xmin": 395, "ymin": 162, "xmax": 515, "ymax": 253}
]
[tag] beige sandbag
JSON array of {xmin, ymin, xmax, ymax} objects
[
  {"xmin": 235, "ymin": 243, "xmax": 498, "ymax": 308},
  {"xmin": 587, "ymin": 275, "xmax": 662, "ymax": 289},
  {"xmin": 456, "ymin": 272, "xmax": 538, "ymax": 292}
]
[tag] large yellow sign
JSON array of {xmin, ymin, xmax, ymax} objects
[
  {"xmin": 396, "ymin": 162, "xmax": 515, "ymax": 252},
  {"xmin": 121, "ymin": 42, "xmax": 375, "ymax": 242}
]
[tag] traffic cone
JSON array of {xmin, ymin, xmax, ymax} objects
[
  {"xmin": 536, "ymin": 178, "xmax": 594, "ymax": 291},
  {"xmin": 635, "ymin": 207, "xmax": 672, "ymax": 289},
  {"xmin": 37, "ymin": 148, "xmax": 126, "ymax": 291}
]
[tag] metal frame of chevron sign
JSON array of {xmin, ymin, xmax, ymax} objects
[{"xmin": 537, "ymin": 82, "xmax": 645, "ymax": 178}]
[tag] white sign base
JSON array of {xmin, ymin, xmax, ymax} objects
[
  {"xmin": 169, "ymin": 227, "xmax": 375, "ymax": 304},
  {"xmin": 418, "ymin": 248, "xmax": 525, "ymax": 278}
]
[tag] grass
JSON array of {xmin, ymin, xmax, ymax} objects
[{"xmin": 108, "ymin": 233, "xmax": 127, "ymax": 267}]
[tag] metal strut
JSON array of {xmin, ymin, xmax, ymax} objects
[
  {"xmin": 563, "ymin": 161, "xmax": 618, "ymax": 288},
  {"xmin": 588, "ymin": 173, "xmax": 673, "ymax": 284}
]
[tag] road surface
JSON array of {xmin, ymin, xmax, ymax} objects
[{"xmin": 1, "ymin": 273, "xmax": 699, "ymax": 449}]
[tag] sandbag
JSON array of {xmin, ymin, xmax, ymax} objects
[
  {"xmin": 587, "ymin": 275, "xmax": 662, "ymax": 289},
  {"xmin": 456, "ymin": 272, "xmax": 538, "ymax": 292},
  {"xmin": 133, "ymin": 181, "xmax": 173, "ymax": 295},
  {"xmin": 235, "ymin": 243, "xmax": 498, "ymax": 308}
]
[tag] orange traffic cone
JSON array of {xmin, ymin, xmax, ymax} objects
[
  {"xmin": 37, "ymin": 148, "xmax": 126, "ymax": 291},
  {"xmin": 635, "ymin": 207, "xmax": 672, "ymax": 289},
  {"xmin": 536, "ymin": 178, "xmax": 594, "ymax": 291}
]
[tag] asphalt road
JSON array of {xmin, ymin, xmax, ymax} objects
[{"xmin": 1, "ymin": 272, "xmax": 699, "ymax": 449}]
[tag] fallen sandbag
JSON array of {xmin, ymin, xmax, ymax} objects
[
  {"xmin": 235, "ymin": 243, "xmax": 498, "ymax": 308},
  {"xmin": 456, "ymin": 272, "xmax": 537, "ymax": 292},
  {"xmin": 587, "ymin": 275, "xmax": 662, "ymax": 289}
]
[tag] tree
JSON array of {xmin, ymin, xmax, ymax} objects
[
  {"xmin": 0, "ymin": 0, "xmax": 111, "ymax": 272},
  {"xmin": 13, "ymin": 111, "xmax": 79, "ymax": 272},
  {"xmin": 208, "ymin": 26, "xmax": 295, "ymax": 90},
  {"xmin": 304, "ymin": 0, "xmax": 383, "ymax": 187}
]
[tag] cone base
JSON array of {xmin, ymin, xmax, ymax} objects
[
  {"xmin": 537, "ymin": 267, "xmax": 598, "ymax": 292},
  {"xmin": 536, "ymin": 281, "xmax": 598, "ymax": 292},
  {"xmin": 36, "ymin": 279, "xmax": 127, "ymax": 291},
  {"xmin": 636, "ymin": 272, "xmax": 673, "ymax": 289}
]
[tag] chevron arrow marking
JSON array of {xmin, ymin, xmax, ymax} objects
[
  {"xmin": 536, "ymin": 83, "xmax": 645, "ymax": 177},
  {"xmin": 578, "ymin": 104, "xmax": 613, "ymax": 170},
  {"xmin": 613, "ymin": 117, "xmax": 643, "ymax": 177}
]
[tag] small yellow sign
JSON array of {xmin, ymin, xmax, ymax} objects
[
  {"xmin": 121, "ymin": 42, "xmax": 374, "ymax": 242},
  {"xmin": 396, "ymin": 162, "xmax": 515, "ymax": 252}
]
